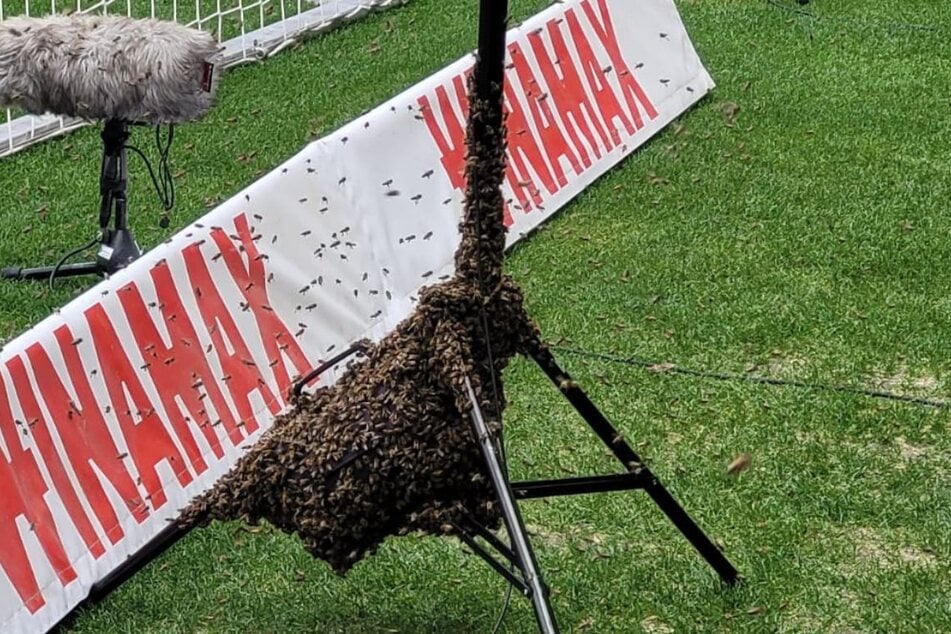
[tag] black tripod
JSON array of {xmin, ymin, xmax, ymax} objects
[
  {"xmin": 459, "ymin": 347, "xmax": 740, "ymax": 633},
  {"xmin": 2, "ymin": 119, "xmax": 143, "ymax": 282},
  {"xmin": 294, "ymin": 344, "xmax": 739, "ymax": 634}
]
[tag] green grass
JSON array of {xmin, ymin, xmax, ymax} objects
[{"xmin": 1, "ymin": 0, "xmax": 950, "ymax": 631}]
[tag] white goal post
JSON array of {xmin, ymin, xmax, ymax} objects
[{"xmin": 0, "ymin": 0, "xmax": 408, "ymax": 157}]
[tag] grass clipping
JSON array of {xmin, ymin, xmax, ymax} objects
[{"xmin": 176, "ymin": 70, "xmax": 548, "ymax": 574}]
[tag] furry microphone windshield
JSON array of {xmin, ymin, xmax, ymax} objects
[{"xmin": 0, "ymin": 13, "xmax": 221, "ymax": 123}]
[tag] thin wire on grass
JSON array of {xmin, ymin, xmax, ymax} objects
[
  {"xmin": 553, "ymin": 346, "xmax": 951, "ymax": 409},
  {"xmin": 490, "ymin": 579, "xmax": 513, "ymax": 634},
  {"xmin": 764, "ymin": 0, "xmax": 943, "ymax": 32}
]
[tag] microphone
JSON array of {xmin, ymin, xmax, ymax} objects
[{"xmin": 0, "ymin": 13, "xmax": 221, "ymax": 124}]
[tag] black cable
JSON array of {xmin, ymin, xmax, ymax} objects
[
  {"xmin": 125, "ymin": 124, "xmax": 175, "ymax": 225},
  {"xmin": 47, "ymin": 233, "xmax": 101, "ymax": 290},
  {"xmin": 765, "ymin": 0, "xmax": 942, "ymax": 32},
  {"xmin": 125, "ymin": 144, "xmax": 172, "ymax": 210},
  {"xmin": 475, "ymin": 126, "xmax": 514, "ymax": 634},
  {"xmin": 156, "ymin": 124, "xmax": 175, "ymax": 210},
  {"xmin": 471, "ymin": 87, "xmax": 517, "ymax": 634},
  {"xmin": 490, "ymin": 581, "xmax": 514, "ymax": 634},
  {"xmin": 552, "ymin": 346, "xmax": 951, "ymax": 409}
]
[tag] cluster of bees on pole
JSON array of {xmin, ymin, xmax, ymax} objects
[{"xmin": 177, "ymin": 70, "xmax": 552, "ymax": 573}]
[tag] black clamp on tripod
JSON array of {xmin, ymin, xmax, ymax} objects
[{"xmin": 2, "ymin": 119, "xmax": 143, "ymax": 282}]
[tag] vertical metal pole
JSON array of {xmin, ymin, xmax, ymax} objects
[
  {"xmin": 464, "ymin": 377, "xmax": 559, "ymax": 634},
  {"xmin": 111, "ymin": 122, "xmax": 129, "ymax": 232},
  {"xmin": 474, "ymin": 0, "xmax": 507, "ymax": 136},
  {"xmin": 457, "ymin": 0, "xmax": 510, "ymax": 287}
]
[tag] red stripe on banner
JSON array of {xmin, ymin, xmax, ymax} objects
[
  {"xmin": 580, "ymin": 0, "xmax": 659, "ymax": 128},
  {"xmin": 0, "ymin": 379, "xmax": 78, "ymax": 614},
  {"xmin": 418, "ymin": 83, "xmax": 467, "ymax": 204},
  {"xmin": 0, "ymin": 212, "xmax": 314, "ymax": 618},
  {"xmin": 208, "ymin": 215, "xmax": 311, "ymax": 396},
  {"xmin": 181, "ymin": 240, "xmax": 274, "ymax": 433},
  {"xmin": 116, "ymin": 266, "xmax": 234, "ymax": 466},
  {"xmin": 84, "ymin": 303, "xmax": 195, "ymax": 511},
  {"xmin": 22, "ymin": 331, "xmax": 149, "ymax": 538},
  {"xmin": 418, "ymin": 0, "xmax": 659, "ymax": 221},
  {"xmin": 528, "ymin": 14, "xmax": 607, "ymax": 168},
  {"xmin": 510, "ymin": 39, "xmax": 586, "ymax": 190}
]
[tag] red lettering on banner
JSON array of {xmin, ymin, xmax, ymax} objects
[
  {"xmin": 419, "ymin": 1, "xmax": 659, "ymax": 216},
  {"xmin": 209, "ymin": 215, "xmax": 311, "ymax": 397},
  {"xmin": 418, "ymin": 85, "xmax": 467, "ymax": 194},
  {"xmin": 16, "ymin": 328, "xmax": 148, "ymax": 545},
  {"xmin": 450, "ymin": 72, "xmax": 472, "ymax": 118},
  {"xmin": 117, "ymin": 266, "xmax": 242, "ymax": 457},
  {"xmin": 4, "ymin": 356, "xmax": 106, "ymax": 562},
  {"xmin": 509, "ymin": 42, "xmax": 583, "ymax": 188},
  {"xmin": 0, "ymin": 380, "xmax": 77, "ymax": 613},
  {"xmin": 417, "ymin": 70, "xmax": 474, "ymax": 193},
  {"xmin": 420, "ymin": 73, "xmax": 520, "ymax": 223},
  {"xmin": 85, "ymin": 304, "xmax": 193, "ymax": 510},
  {"xmin": 581, "ymin": 0, "xmax": 658, "ymax": 128},
  {"xmin": 503, "ymin": 77, "xmax": 557, "ymax": 207},
  {"xmin": 452, "ymin": 72, "xmax": 523, "ymax": 224},
  {"xmin": 567, "ymin": 9, "xmax": 631, "ymax": 145},
  {"xmin": 530, "ymin": 14, "xmax": 611, "ymax": 162},
  {"xmin": 182, "ymin": 244, "xmax": 274, "ymax": 434},
  {"xmin": 420, "ymin": 66, "xmax": 555, "ymax": 216}
]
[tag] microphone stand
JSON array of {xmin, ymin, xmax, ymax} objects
[{"xmin": 2, "ymin": 119, "xmax": 143, "ymax": 282}]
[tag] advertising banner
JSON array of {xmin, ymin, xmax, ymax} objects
[{"xmin": 0, "ymin": 1, "xmax": 713, "ymax": 630}]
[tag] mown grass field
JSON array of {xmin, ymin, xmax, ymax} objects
[{"xmin": 1, "ymin": 0, "xmax": 950, "ymax": 632}]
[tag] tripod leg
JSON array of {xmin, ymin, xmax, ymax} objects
[
  {"xmin": 2, "ymin": 262, "xmax": 103, "ymax": 281},
  {"xmin": 528, "ymin": 345, "xmax": 740, "ymax": 585},
  {"xmin": 462, "ymin": 375, "xmax": 559, "ymax": 634}
]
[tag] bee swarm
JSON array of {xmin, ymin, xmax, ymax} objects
[{"xmin": 177, "ymin": 71, "xmax": 548, "ymax": 574}]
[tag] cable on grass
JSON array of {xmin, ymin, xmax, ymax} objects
[
  {"xmin": 490, "ymin": 579, "xmax": 514, "ymax": 634},
  {"xmin": 553, "ymin": 346, "xmax": 951, "ymax": 409},
  {"xmin": 765, "ymin": 0, "xmax": 943, "ymax": 33}
]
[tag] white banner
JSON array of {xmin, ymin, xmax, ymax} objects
[{"xmin": 0, "ymin": 1, "xmax": 713, "ymax": 631}]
